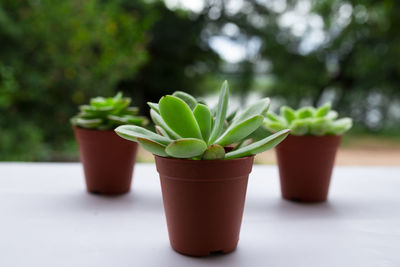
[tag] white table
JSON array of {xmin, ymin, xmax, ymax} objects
[{"xmin": 0, "ymin": 163, "xmax": 399, "ymax": 267}]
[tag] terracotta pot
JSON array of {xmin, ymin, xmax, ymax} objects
[
  {"xmin": 74, "ymin": 127, "xmax": 138, "ymax": 195},
  {"xmin": 155, "ymin": 156, "xmax": 254, "ymax": 257},
  {"xmin": 275, "ymin": 135, "xmax": 341, "ymax": 202}
]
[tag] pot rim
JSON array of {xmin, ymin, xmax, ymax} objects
[
  {"xmin": 73, "ymin": 125, "xmax": 115, "ymax": 133},
  {"xmin": 154, "ymin": 155, "xmax": 255, "ymax": 163}
]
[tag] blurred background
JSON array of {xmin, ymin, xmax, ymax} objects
[{"xmin": 0, "ymin": 0, "xmax": 399, "ymax": 164}]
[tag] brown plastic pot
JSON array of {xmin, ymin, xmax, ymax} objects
[
  {"xmin": 155, "ymin": 155, "xmax": 254, "ymax": 257},
  {"xmin": 74, "ymin": 127, "xmax": 138, "ymax": 195},
  {"xmin": 275, "ymin": 135, "xmax": 342, "ymax": 202}
]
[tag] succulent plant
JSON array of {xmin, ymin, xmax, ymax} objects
[
  {"xmin": 71, "ymin": 92, "xmax": 148, "ymax": 130},
  {"xmin": 263, "ymin": 103, "xmax": 353, "ymax": 136},
  {"xmin": 115, "ymin": 81, "xmax": 290, "ymax": 159}
]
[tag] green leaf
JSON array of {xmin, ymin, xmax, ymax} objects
[
  {"xmin": 263, "ymin": 118, "xmax": 287, "ymax": 133},
  {"xmin": 297, "ymin": 107, "xmax": 315, "ymax": 119},
  {"xmin": 155, "ymin": 125, "xmax": 170, "ymax": 138},
  {"xmin": 309, "ymin": 118, "xmax": 330, "ymax": 136},
  {"xmin": 74, "ymin": 118, "xmax": 102, "ymax": 128},
  {"xmin": 327, "ymin": 118, "xmax": 353, "ymax": 135},
  {"xmin": 326, "ymin": 110, "xmax": 338, "ymax": 120},
  {"xmin": 225, "ymin": 129, "xmax": 290, "ymax": 159},
  {"xmin": 280, "ymin": 106, "xmax": 296, "ymax": 124},
  {"xmin": 315, "ymin": 103, "xmax": 331, "ymax": 117},
  {"xmin": 208, "ymin": 80, "xmax": 229, "ymax": 144},
  {"xmin": 202, "ymin": 144, "xmax": 225, "ymax": 160},
  {"xmin": 172, "ymin": 91, "xmax": 198, "ymax": 110},
  {"xmin": 165, "ymin": 138, "xmax": 207, "ymax": 158},
  {"xmin": 193, "ymin": 104, "xmax": 212, "ymax": 142},
  {"xmin": 115, "ymin": 125, "xmax": 172, "ymax": 146},
  {"xmin": 124, "ymin": 107, "xmax": 139, "ymax": 115},
  {"xmin": 265, "ymin": 112, "xmax": 282, "ymax": 122},
  {"xmin": 159, "ymin": 95, "xmax": 202, "ymax": 139},
  {"xmin": 147, "ymin": 102, "xmax": 159, "ymax": 113},
  {"xmin": 137, "ymin": 137, "xmax": 168, "ymax": 157},
  {"xmin": 236, "ymin": 139, "xmax": 252, "ymax": 149},
  {"xmin": 231, "ymin": 98, "xmax": 270, "ymax": 127},
  {"xmin": 226, "ymin": 108, "xmax": 238, "ymax": 122},
  {"xmin": 216, "ymin": 115, "xmax": 264, "ymax": 146},
  {"xmin": 150, "ymin": 109, "xmax": 181, "ymax": 139},
  {"xmin": 290, "ymin": 119, "xmax": 310, "ymax": 135}
]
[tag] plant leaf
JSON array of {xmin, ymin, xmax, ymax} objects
[
  {"xmin": 208, "ymin": 80, "xmax": 229, "ymax": 144},
  {"xmin": 172, "ymin": 91, "xmax": 198, "ymax": 110},
  {"xmin": 296, "ymin": 107, "xmax": 315, "ymax": 119},
  {"xmin": 115, "ymin": 125, "xmax": 172, "ymax": 146},
  {"xmin": 193, "ymin": 104, "xmax": 212, "ymax": 142},
  {"xmin": 155, "ymin": 125, "xmax": 170, "ymax": 138},
  {"xmin": 309, "ymin": 118, "xmax": 330, "ymax": 136},
  {"xmin": 290, "ymin": 119, "xmax": 310, "ymax": 135},
  {"xmin": 263, "ymin": 118, "xmax": 287, "ymax": 133},
  {"xmin": 265, "ymin": 112, "xmax": 282, "ymax": 122},
  {"xmin": 225, "ymin": 129, "xmax": 290, "ymax": 159},
  {"xmin": 147, "ymin": 102, "xmax": 159, "ymax": 113},
  {"xmin": 327, "ymin": 118, "xmax": 353, "ymax": 135},
  {"xmin": 74, "ymin": 118, "xmax": 102, "ymax": 128},
  {"xmin": 150, "ymin": 109, "xmax": 181, "ymax": 139},
  {"xmin": 231, "ymin": 98, "xmax": 270, "ymax": 127},
  {"xmin": 280, "ymin": 106, "xmax": 296, "ymax": 124},
  {"xmin": 137, "ymin": 137, "xmax": 168, "ymax": 157},
  {"xmin": 159, "ymin": 95, "xmax": 202, "ymax": 139},
  {"xmin": 216, "ymin": 115, "xmax": 264, "ymax": 146},
  {"xmin": 202, "ymin": 144, "xmax": 225, "ymax": 160},
  {"xmin": 315, "ymin": 103, "xmax": 331, "ymax": 117},
  {"xmin": 165, "ymin": 138, "xmax": 207, "ymax": 158},
  {"xmin": 326, "ymin": 110, "xmax": 338, "ymax": 120}
]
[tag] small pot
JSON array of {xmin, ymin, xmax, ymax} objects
[
  {"xmin": 155, "ymin": 155, "xmax": 254, "ymax": 257},
  {"xmin": 275, "ymin": 135, "xmax": 341, "ymax": 202},
  {"xmin": 74, "ymin": 127, "xmax": 138, "ymax": 195}
]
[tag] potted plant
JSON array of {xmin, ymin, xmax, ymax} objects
[
  {"xmin": 115, "ymin": 81, "xmax": 290, "ymax": 256},
  {"xmin": 264, "ymin": 104, "xmax": 353, "ymax": 202},
  {"xmin": 71, "ymin": 92, "xmax": 147, "ymax": 195}
]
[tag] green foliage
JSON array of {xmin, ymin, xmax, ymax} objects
[
  {"xmin": 71, "ymin": 93, "xmax": 147, "ymax": 130},
  {"xmin": 264, "ymin": 103, "xmax": 353, "ymax": 136},
  {"xmin": 0, "ymin": 0, "xmax": 152, "ymax": 160},
  {"xmin": 116, "ymin": 81, "xmax": 290, "ymax": 160}
]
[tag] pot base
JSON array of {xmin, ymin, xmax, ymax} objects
[
  {"xmin": 283, "ymin": 195, "xmax": 327, "ymax": 203},
  {"xmin": 172, "ymin": 243, "xmax": 237, "ymax": 257},
  {"xmin": 87, "ymin": 188, "xmax": 131, "ymax": 195}
]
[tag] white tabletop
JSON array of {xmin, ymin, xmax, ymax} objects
[{"xmin": 0, "ymin": 163, "xmax": 399, "ymax": 267}]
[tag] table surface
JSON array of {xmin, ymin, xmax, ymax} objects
[{"xmin": 0, "ymin": 163, "xmax": 399, "ymax": 267}]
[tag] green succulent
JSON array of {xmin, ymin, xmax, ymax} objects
[
  {"xmin": 115, "ymin": 81, "xmax": 290, "ymax": 159},
  {"xmin": 263, "ymin": 103, "xmax": 353, "ymax": 136},
  {"xmin": 71, "ymin": 92, "xmax": 148, "ymax": 130}
]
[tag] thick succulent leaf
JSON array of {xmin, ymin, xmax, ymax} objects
[
  {"xmin": 124, "ymin": 107, "xmax": 139, "ymax": 115},
  {"xmin": 202, "ymin": 144, "xmax": 225, "ymax": 160},
  {"xmin": 147, "ymin": 102, "xmax": 159, "ymax": 113},
  {"xmin": 265, "ymin": 112, "xmax": 282, "ymax": 122},
  {"xmin": 150, "ymin": 109, "xmax": 181, "ymax": 139},
  {"xmin": 280, "ymin": 106, "xmax": 296, "ymax": 124},
  {"xmin": 309, "ymin": 118, "xmax": 330, "ymax": 136},
  {"xmin": 231, "ymin": 98, "xmax": 270, "ymax": 127},
  {"xmin": 165, "ymin": 138, "xmax": 207, "ymax": 158},
  {"xmin": 263, "ymin": 118, "xmax": 287, "ymax": 133},
  {"xmin": 315, "ymin": 103, "xmax": 331, "ymax": 117},
  {"xmin": 208, "ymin": 80, "xmax": 229, "ymax": 144},
  {"xmin": 155, "ymin": 125, "xmax": 170, "ymax": 138},
  {"xmin": 115, "ymin": 125, "xmax": 172, "ymax": 146},
  {"xmin": 216, "ymin": 115, "xmax": 264, "ymax": 146},
  {"xmin": 193, "ymin": 104, "xmax": 212, "ymax": 142},
  {"xmin": 226, "ymin": 109, "xmax": 238, "ymax": 122},
  {"xmin": 74, "ymin": 118, "xmax": 102, "ymax": 128},
  {"xmin": 290, "ymin": 119, "xmax": 310, "ymax": 135},
  {"xmin": 236, "ymin": 138, "xmax": 252, "ymax": 149},
  {"xmin": 225, "ymin": 129, "xmax": 290, "ymax": 159},
  {"xmin": 172, "ymin": 91, "xmax": 198, "ymax": 110},
  {"xmin": 159, "ymin": 95, "xmax": 202, "ymax": 139},
  {"xmin": 125, "ymin": 116, "xmax": 148, "ymax": 126},
  {"xmin": 137, "ymin": 137, "xmax": 168, "ymax": 157},
  {"xmin": 327, "ymin": 118, "xmax": 353, "ymax": 135},
  {"xmin": 326, "ymin": 110, "xmax": 338, "ymax": 120},
  {"xmin": 296, "ymin": 107, "xmax": 315, "ymax": 119}
]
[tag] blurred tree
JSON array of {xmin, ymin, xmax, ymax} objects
[
  {"xmin": 202, "ymin": 0, "xmax": 400, "ymax": 131},
  {"xmin": 0, "ymin": 0, "xmax": 152, "ymax": 160},
  {"xmin": 117, "ymin": 1, "xmax": 221, "ymax": 114}
]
